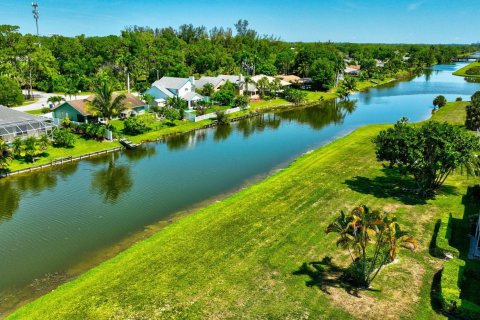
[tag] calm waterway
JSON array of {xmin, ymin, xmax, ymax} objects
[{"xmin": 0, "ymin": 62, "xmax": 478, "ymax": 309}]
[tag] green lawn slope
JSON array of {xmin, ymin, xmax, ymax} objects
[
  {"xmin": 453, "ymin": 61, "xmax": 480, "ymax": 78},
  {"xmin": 8, "ymin": 102, "xmax": 471, "ymax": 319}
]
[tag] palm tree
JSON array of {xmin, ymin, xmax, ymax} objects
[
  {"xmin": 336, "ymin": 86, "xmax": 350, "ymax": 100},
  {"xmin": 325, "ymin": 205, "xmax": 416, "ymax": 288},
  {"xmin": 256, "ymin": 77, "xmax": 270, "ymax": 98},
  {"xmin": 243, "ymin": 76, "xmax": 252, "ymax": 96},
  {"xmin": 343, "ymin": 77, "xmax": 358, "ymax": 92},
  {"xmin": 90, "ymin": 80, "xmax": 126, "ymax": 125},
  {"xmin": 23, "ymin": 136, "xmax": 38, "ymax": 163},
  {"xmin": 38, "ymin": 134, "xmax": 50, "ymax": 150},
  {"xmin": 166, "ymin": 96, "xmax": 187, "ymax": 110},
  {"xmin": 47, "ymin": 95, "xmax": 65, "ymax": 106},
  {"xmin": 11, "ymin": 137, "xmax": 23, "ymax": 158},
  {"xmin": 0, "ymin": 138, "xmax": 12, "ymax": 172}
]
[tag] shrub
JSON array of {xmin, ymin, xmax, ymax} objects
[
  {"xmin": 123, "ymin": 117, "xmax": 151, "ymax": 135},
  {"xmin": 159, "ymin": 108, "xmax": 180, "ymax": 121},
  {"xmin": 233, "ymin": 95, "xmax": 249, "ymax": 109},
  {"xmin": 456, "ymin": 97, "xmax": 463, "ymax": 102},
  {"xmin": 374, "ymin": 119, "xmax": 480, "ymax": 195},
  {"xmin": 215, "ymin": 109, "xmax": 228, "ymax": 124},
  {"xmin": 433, "ymin": 95, "xmax": 447, "ymax": 108},
  {"xmin": 434, "ymin": 213, "xmax": 460, "ymax": 258},
  {"xmin": 53, "ymin": 129, "xmax": 77, "ymax": 148},
  {"xmin": 284, "ymin": 88, "xmax": 307, "ymax": 105},
  {"xmin": 212, "ymin": 89, "xmax": 235, "ymax": 106},
  {"xmin": 466, "ymin": 104, "xmax": 480, "ymax": 130},
  {"xmin": 61, "ymin": 116, "xmax": 73, "ymax": 129},
  {"xmin": 41, "ymin": 107, "xmax": 51, "ymax": 114},
  {"xmin": 465, "ymin": 66, "xmax": 480, "ymax": 76}
]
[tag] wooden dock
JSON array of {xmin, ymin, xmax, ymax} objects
[{"xmin": 119, "ymin": 138, "xmax": 139, "ymax": 150}]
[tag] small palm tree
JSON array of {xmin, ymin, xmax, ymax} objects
[
  {"xmin": 256, "ymin": 77, "xmax": 270, "ymax": 98},
  {"xmin": 0, "ymin": 138, "xmax": 12, "ymax": 172},
  {"xmin": 90, "ymin": 79, "xmax": 126, "ymax": 125},
  {"xmin": 343, "ymin": 77, "xmax": 358, "ymax": 92},
  {"xmin": 11, "ymin": 137, "xmax": 23, "ymax": 158},
  {"xmin": 325, "ymin": 205, "xmax": 416, "ymax": 288},
  {"xmin": 23, "ymin": 136, "xmax": 38, "ymax": 163},
  {"xmin": 38, "ymin": 134, "xmax": 50, "ymax": 150},
  {"xmin": 166, "ymin": 96, "xmax": 187, "ymax": 110}
]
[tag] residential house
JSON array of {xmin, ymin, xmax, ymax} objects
[
  {"xmin": 52, "ymin": 93, "xmax": 146, "ymax": 123},
  {"xmin": 144, "ymin": 76, "xmax": 204, "ymax": 109},
  {"xmin": 247, "ymin": 74, "xmax": 291, "ymax": 96},
  {"xmin": 345, "ymin": 65, "xmax": 361, "ymax": 76},
  {"xmin": 195, "ymin": 76, "xmax": 225, "ymax": 92}
]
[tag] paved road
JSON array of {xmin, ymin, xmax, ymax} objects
[{"xmin": 13, "ymin": 91, "xmax": 89, "ymax": 112}]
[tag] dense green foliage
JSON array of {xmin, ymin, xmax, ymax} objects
[
  {"xmin": 284, "ymin": 88, "xmax": 307, "ymax": 105},
  {"xmin": 0, "ymin": 23, "xmax": 472, "ymax": 95},
  {"xmin": 433, "ymin": 95, "xmax": 447, "ymax": 108},
  {"xmin": 53, "ymin": 128, "xmax": 77, "ymax": 148},
  {"xmin": 0, "ymin": 138, "xmax": 12, "ymax": 172},
  {"xmin": 0, "ymin": 76, "xmax": 24, "ymax": 106},
  {"xmin": 123, "ymin": 116, "xmax": 151, "ymax": 135},
  {"xmin": 374, "ymin": 118, "xmax": 480, "ymax": 194},
  {"xmin": 465, "ymin": 91, "xmax": 480, "ymax": 130}
]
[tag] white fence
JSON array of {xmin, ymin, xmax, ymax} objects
[{"xmin": 190, "ymin": 107, "xmax": 243, "ymax": 122}]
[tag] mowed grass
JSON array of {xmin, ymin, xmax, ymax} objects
[
  {"xmin": 8, "ymin": 104, "xmax": 471, "ymax": 319},
  {"xmin": 453, "ymin": 61, "xmax": 480, "ymax": 78},
  {"xmin": 8, "ymin": 138, "xmax": 121, "ymax": 171}
]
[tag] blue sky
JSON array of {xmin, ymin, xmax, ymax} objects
[{"xmin": 1, "ymin": 0, "xmax": 479, "ymax": 43}]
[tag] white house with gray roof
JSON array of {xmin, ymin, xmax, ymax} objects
[{"xmin": 144, "ymin": 76, "xmax": 204, "ymax": 109}]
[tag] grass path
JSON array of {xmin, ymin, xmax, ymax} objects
[{"xmin": 8, "ymin": 102, "xmax": 470, "ymax": 319}]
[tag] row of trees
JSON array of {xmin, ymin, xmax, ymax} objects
[{"xmin": 0, "ymin": 21, "xmax": 474, "ymax": 106}]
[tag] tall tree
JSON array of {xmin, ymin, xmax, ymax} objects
[{"xmin": 89, "ymin": 78, "xmax": 126, "ymax": 124}]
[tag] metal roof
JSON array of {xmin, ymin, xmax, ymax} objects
[{"xmin": 152, "ymin": 77, "xmax": 190, "ymax": 90}]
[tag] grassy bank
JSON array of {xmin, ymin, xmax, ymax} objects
[
  {"xmin": 453, "ymin": 61, "xmax": 480, "ymax": 78},
  {"xmin": 8, "ymin": 102, "xmax": 472, "ymax": 319},
  {"xmin": 7, "ymin": 139, "xmax": 121, "ymax": 171}
]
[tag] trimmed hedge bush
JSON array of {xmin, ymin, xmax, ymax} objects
[
  {"xmin": 434, "ymin": 213, "xmax": 460, "ymax": 258},
  {"xmin": 437, "ymin": 213, "xmax": 480, "ymax": 319}
]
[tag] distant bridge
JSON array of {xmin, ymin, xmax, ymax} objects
[{"xmin": 452, "ymin": 56, "xmax": 478, "ymax": 62}]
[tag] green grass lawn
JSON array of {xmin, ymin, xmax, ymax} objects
[
  {"xmin": 25, "ymin": 109, "xmax": 48, "ymax": 115},
  {"xmin": 8, "ymin": 102, "xmax": 473, "ymax": 319},
  {"xmin": 453, "ymin": 61, "xmax": 480, "ymax": 78},
  {"xmin": 8, "ymin": 138, "xmax": 121, "ymax": 171}
]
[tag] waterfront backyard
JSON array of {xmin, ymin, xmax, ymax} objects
[
  {"xmin": 7, "ymin": 101, "xmax": 476, "ymax": 319},
  {"xmin": 0, "ymin": 61, "xmax": 479, "ymax": 318}
]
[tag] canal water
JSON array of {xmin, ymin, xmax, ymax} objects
[{"xmin": 0, "ymin": 62, "xmax": 478, "ymax": 310}]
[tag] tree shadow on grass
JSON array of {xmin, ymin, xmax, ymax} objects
[
  {"xmin": 344, "ymin": 168, "xmax": 459, "ymax": 206},
  {"xmin": 293, "ymin": 257, "xmax": 380, "ymax": 297}
]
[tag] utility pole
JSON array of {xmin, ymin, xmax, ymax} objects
[{"xmin": 32, "ymin": 2, "xmax": 40, "ymax": 36}]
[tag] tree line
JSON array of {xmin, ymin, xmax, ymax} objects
[{"xmin": 0, "ymin": 20, "xmax": 476, "ymax": 105}]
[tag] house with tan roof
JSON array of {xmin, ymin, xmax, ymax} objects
[{"xmin": 52, "ymin": 93, "xmax": 147, "ymax": 123}]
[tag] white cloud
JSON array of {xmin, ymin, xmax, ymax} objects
[{"xmin": 408, "ymin": 1, "xmax": 426, "ymax": 11}]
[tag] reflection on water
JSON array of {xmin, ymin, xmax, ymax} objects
[
  {"xmin": 0, "ymin": 163, "xmax": 79, "ymax": 222},
  {"xmin": 91, "ymin": 155, "xmax": 133, "ymax": 204},
  {"xmin": 0, "ymin": 180, "xmax": 20, "ymax": 221}
]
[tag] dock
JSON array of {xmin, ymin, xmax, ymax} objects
[{"xmin": 119, "ymin": 138, "xmax": 139, "ymax": 149}]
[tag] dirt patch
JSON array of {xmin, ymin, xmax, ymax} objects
[{"xmin": 327, "ymin": 256, "xmax": 425, "ymax": 320}]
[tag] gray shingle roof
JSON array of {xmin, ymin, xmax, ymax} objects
[
  {"xmin": 196, "ymin": 76, "xmax": 224, "ymax": 89},
  {"xmin": 152, "ymin": 77, "xmax": 189, "ymax": 90},
  {"xmin": 0, "ymin": 105, "xmax": 45, "ymax": 125}
]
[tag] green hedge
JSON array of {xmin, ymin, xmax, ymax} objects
[
  {"xmin": 437, "ymin": 214, "xmax": 480, "ymax": 319},
  {"xmin": 434, "ymin": 213, "xmax": 460, "ymax": 258}
]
